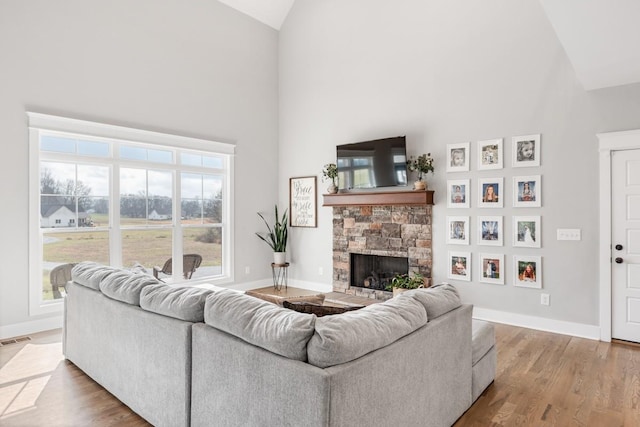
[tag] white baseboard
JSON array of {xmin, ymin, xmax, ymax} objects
[
  {"xmin": 0, "ymin": 315, "xmax": 63, "ymax": 340},
  {"xmin": 473, "ymin": 307, "xmax": 600, "ymax": 341}
]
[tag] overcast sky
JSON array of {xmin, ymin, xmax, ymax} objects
[{"xmin": 42, "ymin": 162, "xmax": 222, "ymax": 199}]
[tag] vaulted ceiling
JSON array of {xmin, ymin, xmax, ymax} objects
[{"xmin": 221, "ymin": 0, "xmax": 640, "ymax": 91}]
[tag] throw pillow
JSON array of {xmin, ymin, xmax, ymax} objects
[{"xmin": 282, "ymin": 300, "xmax": 364, "ymax": 317}]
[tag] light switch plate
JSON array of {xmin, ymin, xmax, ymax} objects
[{"xmin": 557, "ymin": 229, "xmax": 581, "ymax": 241}]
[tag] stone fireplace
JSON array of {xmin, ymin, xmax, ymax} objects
[{"xmin": 328, "ymin": 192, "xmax": 433, "ymax": 301}]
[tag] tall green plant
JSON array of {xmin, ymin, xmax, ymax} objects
[{"xmin": 256, "ymin": 205, "xmax": 288, "ymax": 252}]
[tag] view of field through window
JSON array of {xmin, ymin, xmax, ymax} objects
[{"xmin": 38, "ymin": 137, "xmax": 227, "ymax": 301}]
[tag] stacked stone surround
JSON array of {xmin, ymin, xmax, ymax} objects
[{"xmin": 333, "ymin": 205, "xmax": 432, "ymax": 301}]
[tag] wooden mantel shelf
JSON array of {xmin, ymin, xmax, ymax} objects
[{"xmin": 322, "ymin": 190, "xmax": 434, "ymax": 207}]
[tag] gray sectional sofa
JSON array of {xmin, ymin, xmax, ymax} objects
[{"xmin": 64, "ymin": 262, "xmax": 495, "ymax": 427}]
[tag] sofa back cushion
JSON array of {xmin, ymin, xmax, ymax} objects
[
  {"xmin": 204, "ymin": 289, "xmax": 316, "ymax": 361},
  {"xmin": 307, "ymin": 294, "xmax": 428, "ymax": 368},
  {"xmin": 99, "ymin": 270, "xmax": 160, "ymax": 306},
  {"xmin": 140, "ymin": 284, "xmax": 213, "ymax": 322},
  {"xmin": 71, "ymin": 262, "xmax": 120, "ymax": 291},
  {"xmin": 405, "ymin": 284, "xmax": 461, "ymax": 320}
]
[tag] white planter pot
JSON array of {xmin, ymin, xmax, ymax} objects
[{"xmin": 273, "ymin": 252, "xmax": 286, "ymax": 265}]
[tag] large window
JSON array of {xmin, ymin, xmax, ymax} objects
[{"xmin": 28, "ymin": 113, "xmax": 235, "ymax": 314}]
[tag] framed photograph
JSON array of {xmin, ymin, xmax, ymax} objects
[
  {"xmin": 478, "ymin": 177, "xmax": 504, "ymax": 208},
  {"xmin": 478, "ymin": 216, "xmax": 503, "ymax": 246},
  {"xmin": 513, "ymin": 175, "xmax": 541, "ymax": 207},
  {"xmin": 448, "ymin": 251, "xmax": 471, "ymax": 281},
  {"xmin": 447, "ymin": 179, "xmax": 470, "ymax": 208},
  {"xmin": 446, "ymin": 142, "xmax": 470, "ymax": 172},
  {"xmin": 513, "ymin": 216, "xmax": 541, "ymax": 248},
  {"xmin": 514, "ymin": 255, "xmax": 542, "ymax": 288},
  {"xmin": 289, "ymin": 176, "xmax": 317, "ymax": 227},
  {"xmin": 446, "ymin": 216, "xmax": 469, "ymax": 245},
  {"xmin": 479, "ymin": 253, "xmax": 505, "ymax": 285},
  {"xmin": 477, "ymin": 138, "xmax": 503, "ymax": 170},
  {"xmin": 512, "ymin": 134, "xmax": 541, "ymax": 167}
]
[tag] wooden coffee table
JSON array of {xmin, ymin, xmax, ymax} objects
[{"xmin": 246, "ymin": 286, "xmax": 376, "ymax": 307}]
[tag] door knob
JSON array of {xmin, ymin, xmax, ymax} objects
[
  {"xmin": 615, "ymin": 257, "xmax": 623, "ymax": 264},
  {"xmin": 615, "ymin": 244, "xmax": 623, "ymax": 251}
]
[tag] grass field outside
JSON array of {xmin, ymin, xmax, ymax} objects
[{"xmin": 41, "ymin": 225, "xmax": 222, "ymax": 301}]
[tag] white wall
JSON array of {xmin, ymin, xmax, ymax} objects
[
  {"xmin": 279, "ymin": 0, "xmax": 640, "ymax": 331},
  {"xmin": 0, "ymin": 0, "xmax": 279, "ymax": 336}
]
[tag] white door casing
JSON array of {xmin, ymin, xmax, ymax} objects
[
  {"xmin": 599, "ymin": 129, "xmax": 640, "ymax": 342},
  {"xmin": 611, "ymin": 149, "xmax": 640, "ymax": 342}
]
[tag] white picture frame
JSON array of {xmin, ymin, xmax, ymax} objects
[
  {"xmin": 478, "ymin": 177, "xmax": 504, "ymax": 208},
  {"xmin": 477, "ymin": 138, "xmax": 503, "ymax": 170},
  {"xmin": 446, "ymin": 216, "xmax": 470, "ymax": 245},
  {"xmin": 514, "ymin": 255, "xmax": 542, "ymax": 288},
  {"xmin": 478, "ymin": 216, "xmax": 503, "ymax": 246},
  {"xmin": 446, "ymin": 142, "xmax": 470, "ymax": 172},
  {"xmin": 447, "ymin": 179, "xmax": 470, "ymax": 208},
  {"xmin": 448, "ymin": 251, "xmax": 471, "ymax": 282},
  {"xmin": 479, "ymin": 253, "xmax": 505, "ymax": 285},
  {"xmin": 513, "ymin": 216, "xmax": 541, "ymax": 248},
  {"xmin": 512, "ymin": 134, "xmax": 541, "ymax": 167},
  {"xmin": 513, "ymin": 175, "xmax": 541, "ymax": 207}
]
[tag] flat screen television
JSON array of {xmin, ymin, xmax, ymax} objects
[{"xmin": 336, "ymin": 136, "xmax": 408, "ymax": 190}]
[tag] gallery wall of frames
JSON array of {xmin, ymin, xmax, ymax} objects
[{"xmin": 445, "ymin": 134, "xmax": 542, "ymax": 289}]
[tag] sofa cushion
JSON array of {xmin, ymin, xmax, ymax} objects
[
  {"xmin": 71, "ymin": 262, "xmax": 120, "ymax": 291},
  {"xmin": 472, "ymin": 320, "xmax": 496, "ymax": 365},
  {"xmin": 405, "ymin": 283, "xmax": 461, "ymax": 320},
  {"xmin": 307, "ymin": 294, "xmax": 428, "ymax": 368},
  {"xmin": 282, "ymin": 301, "xmax": 364, "ymax": 317},
  {"xmin": 99, "ymin": 270, "xmax": 160, "ymax": 305},
  {"xmin": 245, "ymin": 290, "xmax": 325, "ymax": 307},
  {"xmin": 140, "ymin": 284, "xmax": 213, "ymax": 322},
  {"xmin": 204, "ymin": 289, "xmax": 316, "ymax": 361}
]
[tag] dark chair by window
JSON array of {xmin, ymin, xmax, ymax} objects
[
  {"xmin": 153, "ymin": 254, "xmax": 203, "ymax": 281},
  {"xmin": 50, "ymin": 263, "xmax": 77, "ymax": 299}
]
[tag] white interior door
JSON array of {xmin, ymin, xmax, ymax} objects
[{"xmin": 612, "ymin": 149, "xmax": 640, "ymax": 343}]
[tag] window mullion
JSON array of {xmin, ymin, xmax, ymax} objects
[
  {"xmin": 174, "ymin": 170, "xmax": 183, "ymax": 281},
  {"xmin": 111, "ymin": 162, "xmax": 122, "ymax": 267}
]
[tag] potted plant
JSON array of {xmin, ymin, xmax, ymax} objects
[
  {"xmin": 256, "ymin": 205, "xmax": 288, "ymax": 264},
  {"xmin": 406, "ymin": 153, "xmax": 434, "ymax": 190},
  {"xmin": 322, "ymin": 163, "xmax": 339, "ymax": 194},
  {"xmin": 385, "ymin": 273, "xmax": 425, "ymax": 297}
]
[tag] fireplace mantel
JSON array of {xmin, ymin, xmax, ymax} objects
[{"xmin": 322, "ymin": 190, "xmax": 434, "ymax": 207}]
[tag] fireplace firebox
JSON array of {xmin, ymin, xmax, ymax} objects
[{"xmin": 350, "ymin": 253, "xmax": 409, "ymax": 291}]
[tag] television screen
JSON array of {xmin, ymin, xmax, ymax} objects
[{"xmin": 336, "ymin": 136, "xmax": 408, "ymax": 190}]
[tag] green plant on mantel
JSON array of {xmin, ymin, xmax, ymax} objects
[
  {"xmin": 385, "ymin": 273, "xmax": 425, "ymax": 291},
  {"xmin": 322, "ymin": 163, "xmax": 338, "ymax": 185},
  {"xmin": 406, "ymin": 153, "xmax": 434, "ymax": 181}
]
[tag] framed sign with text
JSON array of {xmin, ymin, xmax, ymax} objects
[{"xmin": 289, "ymin": 176, "xmax": 317, "ymax": 227}]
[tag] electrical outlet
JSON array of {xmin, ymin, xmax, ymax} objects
[
  {"xmin": 540, "ymin": 293, "xmax": 550, "ymax": 306},
  {"xmin": 557, "ymin": 229, "xmax": 581, "ymax": 241},
  {"xmin": 318, "ymin": 267, "xmax": 324, "ymax": 276},
  {"xmin": 245, "ymin": 266, "xmax": 250, "ymax": 275}
]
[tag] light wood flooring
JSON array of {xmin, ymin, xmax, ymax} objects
[{"xmin": 1, "ymin": 323, "xmax": 639, "ymax": 426}]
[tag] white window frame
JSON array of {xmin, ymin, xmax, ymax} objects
[{"xmin": 28, "ymin": 113, "xmax": 235, "ymax": 316}]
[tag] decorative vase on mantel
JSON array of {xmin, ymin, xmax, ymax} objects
[
  {"xmin": 327, "ymin": 180, "xmax": 339, "ymax": 194},
  {"xmin": 273, "ymin": 252, "xmax": 287, "ymax": 265},
  {"xmin": 413, "ymin": 178, "xmax": 427, "ymax": 191}
]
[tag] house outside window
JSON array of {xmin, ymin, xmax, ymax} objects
[{"xmin": 28, "ymin": 113, "xmax": 235, "ymax": 315}]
